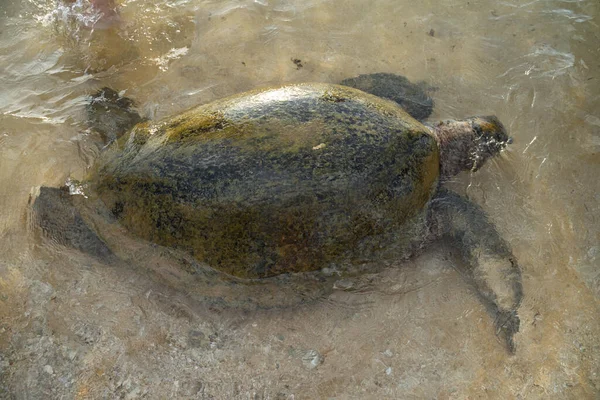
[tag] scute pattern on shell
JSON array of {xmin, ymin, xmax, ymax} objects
[{"xmin": 92, "ymin": 83, "xmax": 440, "ymax": 278}]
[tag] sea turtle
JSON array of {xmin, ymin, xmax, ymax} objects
[{"xmin": 33, "ymin": 74, "xmax": 522, "ymax": 352}]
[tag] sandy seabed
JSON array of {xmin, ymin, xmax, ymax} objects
[{"xmin": 0, "ymin": 0, "xmax": 599, "ymax": 398}]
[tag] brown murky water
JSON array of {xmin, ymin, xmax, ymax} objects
[{"xmin": 1, "ymin": 0, "xmax": 599, "ymax": 398}]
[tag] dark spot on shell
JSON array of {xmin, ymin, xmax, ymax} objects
[
  {"xmin": 320, "ymin": 92, "xmax": 347, "ymax": 103},
  {"xmin": 112, "ymin": 201, "xmax": 124, "ymax": 218}
]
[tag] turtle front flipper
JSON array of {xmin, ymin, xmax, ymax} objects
[
  {"xmin": 32, "ymin": 186, "xmax": 114, "ymax": 262},
  {"xmin": 429, "ymin": 188, "xmax": 523, "ymax": 353},
  {"xmin": 86, "ymin": 87, "xmax": 143, "ymax": 144},
  {"xmin": 339, "ymin": 73, "xmax": 434, "ymax": 121}
]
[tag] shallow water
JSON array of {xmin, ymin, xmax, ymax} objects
[{"xmin": 0, "ymin": 0, "xmax": 599, "ymax": 398}]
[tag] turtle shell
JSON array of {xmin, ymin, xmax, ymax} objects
[{"xmin": 91, "ymin": 83, "xmax": 440, "ymax": 278}]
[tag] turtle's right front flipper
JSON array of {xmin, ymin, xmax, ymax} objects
[
  {"xmin": 32, "ymin": 186, "xmax": 114, "ymax": 263},
  {"xmin": 429, "ymin": 189, "xmax": 523, "ymax": 353}
]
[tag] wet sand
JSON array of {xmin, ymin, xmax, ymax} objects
[{"xmin": 0, "ymin": 0, "xmax": 599, "ymax": 398}]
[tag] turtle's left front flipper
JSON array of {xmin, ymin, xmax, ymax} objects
[
  {"xmin": 87, "ymin": 87, "xmax": 143, "ymax": 144},
  {"xmin": 429, "ymin": 188, "xmax": 523, "ymax": 353},
  {"xmin": 31, "ymin": 186, "xmax": 115, "ymax": 263},
  {"xmin": 339, "ymin": 73, "xmax": 434, "ymax": 121}
]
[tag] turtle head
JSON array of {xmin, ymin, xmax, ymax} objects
[{"xmin": 430, "ymin": 116, "xmax": 510, "ymax": 178}]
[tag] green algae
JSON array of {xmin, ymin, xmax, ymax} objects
[{"xmin": 91, "ymin": 83, "xmax": 440, "ymax": 278}]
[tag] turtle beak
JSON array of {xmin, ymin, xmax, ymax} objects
[
  {"xmin": 468, "ymin": 116, "xmax": 512, "ymax": 171},
  {"xmin": 472, "ymin": 116, "xmax": 510, "ymax": 155}
]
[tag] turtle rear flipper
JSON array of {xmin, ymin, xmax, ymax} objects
[
  {"xmin": 87, "ymin": 87, "xmax": 143, "ymax": 144},
  {"xmin": 32, "ymin": 186, "xmax": 114, "ymax": 262},
  {"xmin": 339, "ymin": 73, "xmax": 434, "ymax": 121},
  {"xmin": 429, "ymin": 188, "xmax": 523, "ymax": 353}
]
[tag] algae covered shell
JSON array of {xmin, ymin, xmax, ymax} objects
[{"xmin": 91, "ymin": 83, "xmax": 440, "ymax": 278}]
